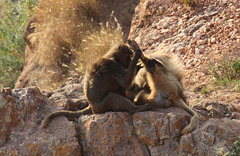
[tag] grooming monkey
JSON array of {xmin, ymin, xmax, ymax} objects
[
  {"xmin": 127, "ymin": 40, "xmax": 198, "ymax": 134},
  {"xmin": 41, "ymin": 43, "xmax": 150, "ymax": 128}
]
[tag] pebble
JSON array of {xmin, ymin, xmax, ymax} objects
[
  {"xmin": 220, "ymin": 0, "xmax": 228, "ymax": 6},
  {"xmin": 195, "ymin": 48, "xmax": 205, "ymax": 55},
  {"xmin": 197, "ymin": 40, "xmax": 207, "ymax": 45},
  {"xmin": 211, "ymin": 37, "xmax": 216, "ymax": 43}
]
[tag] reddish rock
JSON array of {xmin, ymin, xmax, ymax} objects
[
  {"xmin": 78, "ymin": 112, "xmax": 150, "ymax": 156},
  {"xmin": 133, "ymin": 108, "xmax": 190, "ymax": 156},
  {"xmin": 0, "ymin": 87, "xmax": 81, "ymax": 155},
  {"xmin": 0, "ymin": 87, "xmax": 46, "ymax": 146},
  {"xmin": 193, "ymin": 101, "xmax": 232, "ymax": 119},
  {"xmin": 49, "ymin": 79, "xmax": 88, "ymax": 111},
  {"xmin": 4, "ymin": 0, "xmax": 240, "ymax": 155},
  {"xmin": 1, "ymin": 84, "xmax": 239, "ymax": 155},
  {"xmin": 179, "ymin": 118, "xmax": 240, "ymax": 155},
  {"xmin": 77, "ymin": 107, "xmax": 192, "ymax": 156}
]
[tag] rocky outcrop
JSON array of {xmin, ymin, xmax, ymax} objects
[
  {"xmin": 129, "ymin": 0, "xmax": 240, "ymax": 105},
  {"xmin": 77, "ymin": 108, "xmax": 189, "ymax": 156},
  {"xmin": 78, "ymin": 112, "xmax": 150, "ymax": 156},
  {"xmin": 3, "ymin": 0, "xmax": 239, "ymax": 155},
  {"xmin": 179, "ymin": 118, "xmax": 240, "ymax": 155},
  {"xmin": 1, "ymin": 84, "xmax": 240, "ymax": 155},
  {"xmin": 0, "ymin": 87, "xmax": 80, "ymax": 155},
  {"xmin": 132, "ymin": 108, "xmax": 189, "ymax": 156},
  {"xmin": 129, "ymin": 0, "xmax": 240, "ymax": 56}
]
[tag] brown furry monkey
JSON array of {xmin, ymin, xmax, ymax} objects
[
  {"xmin": 41, "ymin": 43, "xmax": 150, "ymax": 128},
  {"xmin": 127, "ymin": 40, "xmax": 198, "ymax": 134}
]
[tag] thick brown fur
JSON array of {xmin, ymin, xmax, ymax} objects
[
  {"xmin": 41, "ymin": 43, "xmax": 150, "ymax": 128},
  {"xmin": 127, "ymin": 40, "xmax": 198, "ymax": 134}
]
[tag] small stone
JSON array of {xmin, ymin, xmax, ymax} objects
[
  {"xmin": 195, "ymin": 47, "xmax": 205, "ymax": 55},
  {"xmin": 207, "ymin": 23, "xmax": 215, "ymax": 27},
  {"xmin": 210, "ymin": 37, "xmax": 216, "ymax": 43},
  {"xmin": 197, "ymin": 40, "xmax": 207, "ymax": 45},
  {"xmin": 195, "ymin": 48, "xmax": 201, "ymax": 55},
  {"xmin": 220, "ymin": 0, "xmax": 228, "ymax": 6}
]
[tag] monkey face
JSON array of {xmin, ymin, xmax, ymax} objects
[
  {"xmin": 116, "ymin": 45, "xmax": 133, "ymax": 68},
  {"xmin": 120, "ymin": 51, "xmax": 132, "ymax": 69}
]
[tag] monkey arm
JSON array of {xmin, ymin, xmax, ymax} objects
[
  {"xmin": 127, "ymin": 39, "xmax": 141, "ymax": 52},
  {"xmin": 113, "ymin": 49, "xmax": 142, "ymax": 89},
  {"xmin": 134, "ymin": 68, "xmax": 148, "ymax": 88},
  {"xmin": 124, "ymin": 49, "xmax": 142, "ymax": 88},
  {"xmin": 112, "ymin": 65, "xmax": 132, "ymax": 89},
  {"xmin": 111, "ymin": 47, "xmax": 142, "ymax": 89},
  {"xmin": 133, "ymin": 90, "xmax": 150, "ymax": 105},
  {"xmin": 140, "ymin": 52, "xmax": 150, "ymax": 65}
]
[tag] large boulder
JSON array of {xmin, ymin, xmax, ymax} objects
[
  {"xmin": 1, "ymin": 81, "xmax": 240, "ymax": 155},
  {"xmin": 77, "ymin": 108, "xmax": 190, "ymax": 156},
  {"xmin": 3, "ymin": 0, "xmax": 240, "ymax": 155},
  {"xmin": 78, "ymin": 112, "xmax": 150, "ymax": 156},
  {"xmin": 179, "ymin": 118, "xmax": 240, "ymax": 155},
  {"xmin": 0, "ymin": 87, "xmax": 81, "ymax": 155}
]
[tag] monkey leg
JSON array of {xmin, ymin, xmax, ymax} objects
[
  {"xmin": 41, "ymin": 105, "xmax": 92, "ymax": 128},
  {"xmin": 133, "ymin": 90, "xmax": 151, "ymax": 106},
  {"xmin": 173, "ymin": 98, "xmax": 198, "ymax": 134},
  {"xmin": 134, "ymin": 90, "xmax": 170, "ymax": 108},
  {"xmin": 92, "ymin": 92, "xmax": 151, "ymax": 114}
]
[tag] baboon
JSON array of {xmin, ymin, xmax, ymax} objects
[
  {"xmin": 41, "ymin": 43, "xmax": 150, "ymax": 128},
  {"xmin": 127, "ymin": 40, "xmax": 198, "ymax": 134}
]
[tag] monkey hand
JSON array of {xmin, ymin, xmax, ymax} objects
[
  {"xmin": 127, "ymin": 39, "xmax": 142, "ymax": 52},
  {"xmin": 134, "ymin": 48, "xmax": 142, "ymax": 59}
]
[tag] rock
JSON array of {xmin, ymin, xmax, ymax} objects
[
  {"xmin": 210, "ymin": 37, "xmax": 216, "ymax": 43},
  {"xmin": 132, "ymin": 107, "xmax": 190, "ymax": 156},
  {"xmin": 232, "ymin": 112, "xmax": 240, "ymax": 120},
  {"xmin": 184, "ymin": 20, "xmax": 206, "ymax": 36},
  {"xmin": 193, "ymin": 101, "xmax": 232, "ymax": 119},
  {"xmin": 5, "ymin": 0, "xmax": 240, "ymax": 155},
  {"xmin": 0, "ymin": 87, "xmax": 46, "ymax": 146},
  {"xmin": 196, "ymin": 39, "xmax": 207, "ymax": 46},
  {"xmin": 49, "ymin": 79, "xmax": 88, "ymax": 110},
  {"xmin": 179, "ymin": 118, "xmax": 240, "ymax": 155},
  {"xmin": 186, "ymin": 58, "xmax": 201, "ymax": 68},
  {"xmin": 195, "ymin": 47, "xmax": 205, "ymax": 55},
  {"xmin": 78, "ymin": 112, "xmax": 150, "ymax": 156},
  {"xmin": 220, "ymin": 0, "xmax": 228, "ymax": 6},
  {"xmin": 1, "ymin": 84, "xmax": 239, "ymax": 155},
  {"xmin": 0, "ymin": 87, "xmax": 81, "ymax": 155},
  {"xmin": 77, "ymin": 107, "xmax": 192, "ymax": 156}
]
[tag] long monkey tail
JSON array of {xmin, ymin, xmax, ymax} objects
[
  {"xmin": 173, "ymin": 98, "xmax": 198, "ymax": 134},
  {"xmin": 41, "ymin": 105, "xmax": 92, "ymax": 128}
]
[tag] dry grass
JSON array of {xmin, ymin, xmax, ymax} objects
[
  {"xmin": 28, "ymin": 0, "xmax": 124, "ymax": 90},
  {"xmin": 70, "ymin": 20, "xmax": 124, "ymax": 78},
  {"xmin": 77, "ymin": 19, "xmax": 124, "ymax": 64},
  {"xmin": 29, "ymin": 0, "xmax": 97, "ymax": 65}
]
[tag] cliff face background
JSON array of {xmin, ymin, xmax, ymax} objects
[{"xmin": 1, "ymin": 0, "xmax": 240, "ymax": 155}]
